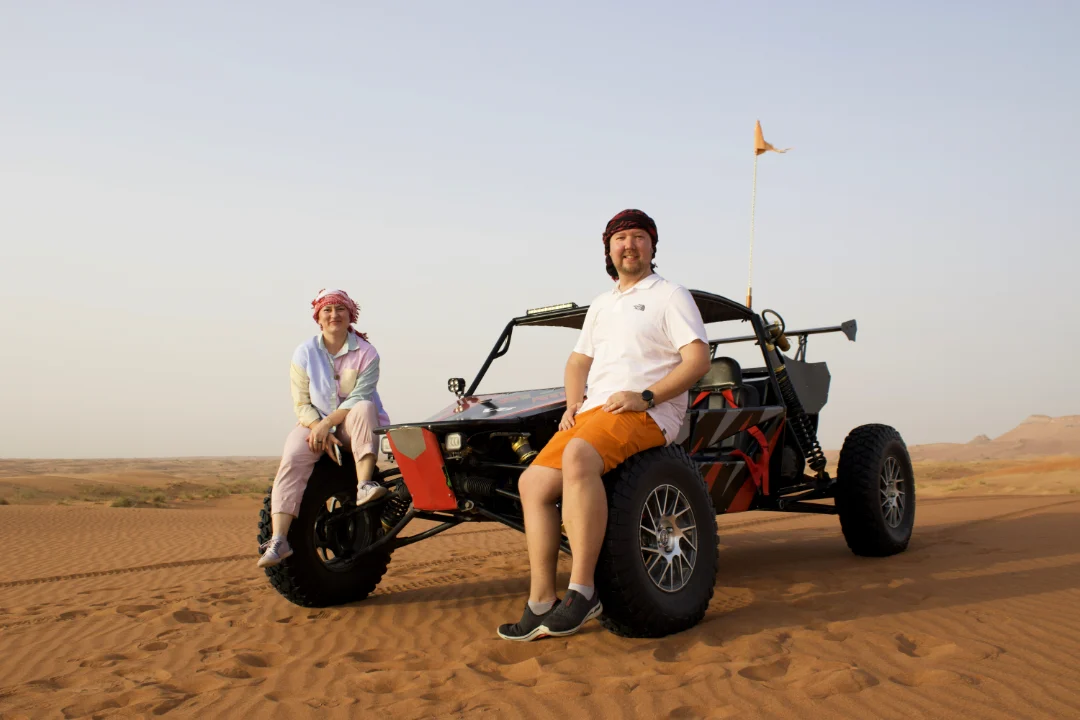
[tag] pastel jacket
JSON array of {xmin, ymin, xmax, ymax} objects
[{"xmin": 290, "ymin": 331, "xmax": 391, "ymax": 427}]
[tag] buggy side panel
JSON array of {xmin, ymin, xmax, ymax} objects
[
  {"xmin": 781, "ymin": 356, "xmax": 831, "ymax": 414},
  {"xmin": 686, "ymin": 406, "xmax": 784, "ymax": 453},
  {"xmin": 386, "ymin": 427, "xmax": 459, "ymax": 511},
  {"xmin": 693, "ymin": 411, "xmax": 788, "ymax": 514},
  {"xmin": 701, "ymin": 460, "xmax": 749, "ymax": 512}
]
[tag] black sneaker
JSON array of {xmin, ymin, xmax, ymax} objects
[
  {"xmin": 538, "ymin": 590, "xmax": 602, "ymax": 637},
  {"xmin": 497, "ymin": 599, "xmax": 560, "ymax": 642}
]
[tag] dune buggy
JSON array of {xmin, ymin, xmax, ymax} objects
[{"xmin": 258, "ymin": 291, "xmax": 914, "ymax": 638}]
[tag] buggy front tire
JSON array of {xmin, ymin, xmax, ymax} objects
[
  {"xmin": 257, "ymin": 458, "xmax": 394, "ymax": 607},
  {"xmin": 835, "ymin": 424, "xmax": 915, "ymax": 557},
  {"xmin": 595, "ymin": 445, "xmax": 719, "ymax": 638}
]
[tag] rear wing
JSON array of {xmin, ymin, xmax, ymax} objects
[{"xmin": 710, "ymin": 320, "xmax": 856, "ymax": 362}]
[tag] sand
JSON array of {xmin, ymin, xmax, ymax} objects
[{"xmin": 2, "ymin": 418, "xmax": 1080, "ymax": 718}]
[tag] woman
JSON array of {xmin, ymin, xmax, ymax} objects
[{"xmin": 258, "ymin": 288, "xmax": 392, "ymax": 568}]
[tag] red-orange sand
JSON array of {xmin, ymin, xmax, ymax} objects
[{"xmin": 1, "ymin": 416, "xmax": 1079, "ymax": 719}]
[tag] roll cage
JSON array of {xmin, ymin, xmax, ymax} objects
[{"xmin": 463, "ymin": 290, "xmax": 855, "ymax": 404}]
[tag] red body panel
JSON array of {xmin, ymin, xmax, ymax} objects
[
  {"xmin": 726, "ymin": 479, "xmax": 757, "ymax": 513},
  {"xmin": 386, "ymin": 428, "xmax": 459, "ymax": 511}
]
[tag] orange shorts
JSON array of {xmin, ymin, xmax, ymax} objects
[{"xmin": 532, "ymin": 406, "xmax": 667, "ymax": 475}]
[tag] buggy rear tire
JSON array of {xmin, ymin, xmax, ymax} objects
[
  {"xmin": 595, "ymin": 445, "xmax": 719, "ymax": 638},
  {"xmin": 835, "ymin": 424, "xmax": 915, "ymax": 557},
  {"xmin": 257, "ymin": 458, "xmax": 394, "ymax": 607}
]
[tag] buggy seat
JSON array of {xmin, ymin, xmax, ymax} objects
[{"xmin": 690, "ymin": 357, "xmax": 760, "ymax": 410}]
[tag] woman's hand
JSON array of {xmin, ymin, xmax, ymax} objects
[
  {"xmin": 307, "ymin": 420, "xmax": 332, "ymax": 453},
  {"xmin": 559, "ymin": 402, "xmax": 583, "ymax": 431}
]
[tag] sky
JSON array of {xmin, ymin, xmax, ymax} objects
[{"xmin": 1, "ymin": 1, "xmax": 1077, "ymax": 458}]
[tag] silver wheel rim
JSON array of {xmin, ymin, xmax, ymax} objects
[
  {"xmin": 881, "ymin": 456, "xmax": 906, "ymax": 529},
  {"xmin": 640, "ymin": 484, "xmax": 698, "ymax": 592}
]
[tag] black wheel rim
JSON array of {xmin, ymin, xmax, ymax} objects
[
  {"xmin": 640, "ymin": 484, "xmax": 698, "ymax": 592},
  {"xmin": 312, "ymin": 493, "xmax": 372, "ymax": 572}
]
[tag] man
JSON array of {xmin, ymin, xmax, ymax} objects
[{"xmin": 497, "ymin": 209, "xmax": 711, "ymax": 641}]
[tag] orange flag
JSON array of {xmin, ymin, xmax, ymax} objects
[{"xmin": 754, "ymin": 120, "xmax": 790, "ymax": 155}]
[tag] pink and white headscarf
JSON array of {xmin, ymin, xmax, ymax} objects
[{"xmin": 310, "ymin": 288, "xmax": 360, "ymax": 325}]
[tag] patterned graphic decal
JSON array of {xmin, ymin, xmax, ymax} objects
[
  {"xmin": 688, "ymin": 406, "xmax": 784, "ymax": 452},
  {"xmin": 700, "ymin": 461, "xmax": 749, "ymax": 511}
]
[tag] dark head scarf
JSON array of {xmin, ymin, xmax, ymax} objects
[{"xmin": 602, "ymin": 209, "xmax": 658, "ymax": 280}]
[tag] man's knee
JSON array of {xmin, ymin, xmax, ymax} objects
[
  {"xmin": 561, "ymin": 439, "xmax": 604, "ymax": 481},
  {"xmin": 519, "ymin": 465, "xmax": 562, "ymax": 506}
]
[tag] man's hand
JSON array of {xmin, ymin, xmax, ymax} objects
[
  {"xmin": 603, "ymin": 391, "xmax": 648, "ymax": 415},
  {"xmin": 559, "ymin": 402, "xmax": 583, "ymax": 431},
  {"xmin": 307, "ymin": 420, "xmax": 331, "ymax": 453}
]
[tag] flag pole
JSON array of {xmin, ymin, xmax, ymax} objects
[{"xmin": 747, "ymin": 151, "xmax": 758, "ymax": 309}]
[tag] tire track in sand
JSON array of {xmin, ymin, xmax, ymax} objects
[{"xmin": 0, "ymin": 555, "xmax": 253, "ymax": 589}]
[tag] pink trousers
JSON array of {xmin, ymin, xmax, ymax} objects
[{"xmin": 271, "ymin": 401, "xmax": 379, "ymax": 517}]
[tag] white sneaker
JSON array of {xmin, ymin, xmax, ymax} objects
[
  {"xmin": 257, "ymin": 536, "xmax": 293, "ymax": 568},
  {"xmin": 356, "ymin": 480, "xmax": 389, "ymax": 507}
]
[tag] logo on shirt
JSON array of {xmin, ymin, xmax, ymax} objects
[{"xmin": 633, "ymin": 304, "xmax": 645, "ymax": 311}]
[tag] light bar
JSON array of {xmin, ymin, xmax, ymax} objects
[{"xmin": 525, "ymin": 302, "xmax": 578, "ymax": 316}]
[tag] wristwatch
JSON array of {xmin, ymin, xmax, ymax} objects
[{"xmin": 641, "ymin": 390, "xmax": 655, "ymax": 409}]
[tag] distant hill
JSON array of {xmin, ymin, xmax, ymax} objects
[{"xmin": 904, "ymin": 415, "xmax": 1080, "ymax": 462}]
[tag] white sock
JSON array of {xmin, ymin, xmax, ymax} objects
[
  {"xmin": 528, "ymin": 599, "xmax": 555, "ymax": 615},
  {"xmin": 568, "ymin": 583, "xmax": 594, "ymax": 600}
]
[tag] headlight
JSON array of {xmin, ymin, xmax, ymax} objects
[
  {"xmin": 380, "ymin": 436, "xmax": 392, "ymax": 454},
  {"xmin": 444, "ymin": 433, "xmax": 463, "ymax": 451}
]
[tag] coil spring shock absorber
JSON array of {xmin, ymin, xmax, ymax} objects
[
  {"xmin": 774, "ymin": 363, "xmax": 828, "ymax": 475},
  {"xmin": 456, "ymin": 477, "xmax": 497, "ymax": 496},
  {"xmin": 762, "ymin": 310, "xmax": 828, "ymax": 476},
  {"xmin": 379, "ymin": 483, "xmax": 412, "ymax": 535}
]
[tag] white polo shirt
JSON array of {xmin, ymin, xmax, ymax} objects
[{"xmin": 574, "ymin": 274, "xmax": 708, "ymax": 444}]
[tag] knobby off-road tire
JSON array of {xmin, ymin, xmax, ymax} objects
[
  {"xmin": 257, "ymin": 458, "xmax": 395, "ymax": 607},
  {"xmin": 835, "ymin": 424, "xmax": 915, "ymax": 557},
  {"xmin": 595, "ymin": 445, "xmax": 719, "ymax": 638}
]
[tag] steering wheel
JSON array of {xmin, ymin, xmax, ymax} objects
[
  {"xmin": 761, "ymin": 309, "xmax": 790, "ymax": 352},
  {"xmin": 761, "ymin": 309, "xmax": 785, "ymax": 334}
]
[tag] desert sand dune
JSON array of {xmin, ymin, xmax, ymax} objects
[
  {"xmin": 2, "ymin": 414, "xmax": 1080, "ymax": 718},
  {"xmin": 2, "ymin": 485, "xmax": 1080, "ymax": 718},
  {"xmin": 905, "ymin": 414, "xmax": 1080, "ymax": 463}
]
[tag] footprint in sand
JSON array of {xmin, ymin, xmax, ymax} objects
[
  {"xmin": 894, "ymin": 633, "xmax": 958, "ymax": 659},
  {"xmin": 205, "ymin": 589, "xmax": 251, "ymax": 607},
  {"xmin": 78, "ymin": 653, "xmax": 130, "ymax": 669},
  {"xmin": 139, "ymin": 641, "xmax": 169, "ymax": 652},
  {"xmin": 351, "ymin": 670, "xmax": 416, "ymax": 694},
  {"xmin": 61, "ymin": 696, "xmax": 125, "ymax": 718},
  {"xmin": 784, "ymin": 582, "xmax": 816, "ymax": 597},
  {"xmin": 347, "ymin": 649, "xmax": 423, "ymax": 665},
  {"xmin": 172, "ymin": 608, "xmax": 210, "ymax": 624},
  {"xmin": 117, "ymin": 604, "xmax": 158, "ymax": 618},
  {"xmin": 152, "ymin": 695, "xmax": 193, "ymax": 716},
  {"xmin": 891, "ymin": 669, "xmax": 979, "ymax": 688},
  {"xmin": 738, "ymin": 657, "xmax": 791, "ymax": 682},
  {"xmin": 462, "ymin": 640, "xmax": 566, "ymax": 669},
  {"xmin": 26, "ymin": 676, "xmax": 73, "ymax": 692},
  {"xmin": 797, "ymin": 666, "xmax": 879, "ymax": 699},
  {"xmin": 203, "ymin": 648, "xmax": 283, "ymax": 680}
]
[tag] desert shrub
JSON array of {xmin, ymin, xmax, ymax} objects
[{"xmin": 111, "ymin": 496, "xmax": 136, "ymax": 508}]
